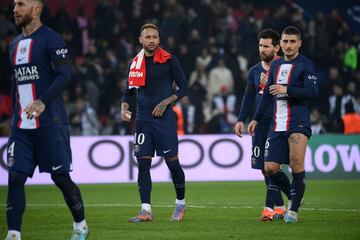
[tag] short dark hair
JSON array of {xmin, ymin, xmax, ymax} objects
[
  {"xmin": 140, "ymin": 23, "xmax": 159, "ymax": 35},
  {"xmin": 282, "ymin": 26, "xmax": 301, "ymax": 39},
  {"xmin": 34, "ymin": 0, "xmax": 44, "ymax": 4},
  {"xmin": 258, "ymin": 28, "xmax": 280, "ymax": 46}
]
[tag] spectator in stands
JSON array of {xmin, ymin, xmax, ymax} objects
[
  {"xmin": 208, "ymin": 58, "xmax": 234, "ymax": 102},
  {"xmin": 342, "ymin": 101, "xmax": 360, "ymax": 134}
]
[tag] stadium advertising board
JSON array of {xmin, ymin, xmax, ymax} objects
[{"xmin": 0, "ymin": 135, "xmax": 359, "ymax": 185}]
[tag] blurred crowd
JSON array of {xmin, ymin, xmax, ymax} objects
[{"xmin": 0, "ymin": 0, "xmax": 359, "ymax": 136}]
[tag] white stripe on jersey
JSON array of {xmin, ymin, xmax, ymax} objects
[
  {"xmin": 14, "ymin": 39, "xmax": 33, "ymax": 65},
  {"xmin": 275, "ymin": 100, "xmax": 289, "ymax": 131},
  {"xmin": 18, "ymin": 84, "xmax": 37, "ymax": 129},
  {"xmin": 274, "ymin": 64, "xmax": 293, "ymax": 132}
]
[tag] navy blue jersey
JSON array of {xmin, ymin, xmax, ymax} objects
[
  {"xmin": 122, "ymin": 55, "xmax": 188, "ymax": 120},
  {"xmin": 9, "ymin": 25, "xmax": 71, "ymax": 129},
  {"xmin": 254, "ymin": 54, "xmax": 318, "ymax": 133},
  {"xmin": 238, "ymin": 63, "xmax": 272, "ymax": 126}
]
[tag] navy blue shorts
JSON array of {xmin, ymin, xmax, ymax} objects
[
  {"xmin": 7, "ymin": 124, "xmax": 72, "ymax": 177},
  {"xmin": 251, "ymin": 124, "xmax": 270, "ymax": 170},
  {"xmin": 264, "ymin": 128, "xmax": 310, "ymax": 165},
  {"xmin": 134, "ymin": 118, "xmax": 178, "ymax": 157}
]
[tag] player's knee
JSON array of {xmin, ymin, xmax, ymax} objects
[
  {"xmin": 289, "ymin": 157, "xmax": 304, "ymax": 172},
  {"xmin": 8, "ymin": 171, "xmax": 27, "ymax": 187},
  {"xmin": 51, "ymin": 173, "xmax": 72, "ymax": 187},
  {"xmin": 165, "ymin": 155, "xmax": 178, "ymax": 161},
  {"xmin": 265, "ymin": 164, "xmax": 280, "ymax": 175},
  {"xmin": 137, "ymin": 157, "xmax": 152, "ymax": 170}
]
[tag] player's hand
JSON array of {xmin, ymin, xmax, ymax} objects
[
  {"xmin": 152, "ymin": 99, "xmax": 169, "ymax": 118},
  {"xmin": 121, "ymin": 109, "xmax": 132, "ymax": 122},
  {"xmin": 247, "ymin": 120, "xmax": 258, "ymax": 136},
  {"xmin": 234, "ymin": 121, "xmax": 244, "ymax": 137},
  {"xmin": 269, "ymin": 84, "xmax": 287, "ymax": 95},
  {"xmin": 260, "ymin": 72, "xmax": 268, "ymax": 85},
  {"xmin": 24, "ymin": 100, "xmax": 45, "ymax": 119}
]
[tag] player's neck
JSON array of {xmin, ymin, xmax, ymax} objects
[
  {"xmin": 284, "ymin": 52, "xmax": 299, "ymax": 62},
  {"xmin": 23, "ymin": 18, "xmax": 42, "ymax": 37},
  {"xmin": 261, "ymin": 61, "xmax": 271, "ymax": 71}
]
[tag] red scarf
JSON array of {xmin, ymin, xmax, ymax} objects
[
  {"xmin": 259, "ymin": 56, "xmax": 281, "ymax": 91},
  {"xmin": 128, "ymin": 47, "xmax": 172, "ymax": 88}
]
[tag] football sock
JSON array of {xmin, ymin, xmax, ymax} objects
[
  {"xmin": 7, "ymin": 171, "xmax": 27, "ymax": 232},
  {"xmin": 6, "ymin": 230, "xmax": 21, "ymax": 239},
  {"xmin": 269, "ymin": 170, "xmax": 291, "ymax": 200},
  {"xmin": 137, "ymin": 158, "xmax": 152, "ymax": 204},
  {"xmin": 165, "ymin": 159, "xmax": 185, "ymax": 200},
  {"xmin": 141, "ymin": 203, "xmax": 152, "ymax": 212},
  {"xmin": 176, "ymin": 199, "xmax": 186, "ymax": 205},
  {"xmin": 51, "ymin": 173, "xmax": 85, "ymax": 222},
  {"xmin": 74, "ymin": 219, "xmax": 87, "ymax": 231},
  {"xmin": 265, "ymin": 179, "xmax": 280, "ymax": 209},
  {"xmin": 290, "ymin": 171, "xmax": 306, "ymax": 212}
]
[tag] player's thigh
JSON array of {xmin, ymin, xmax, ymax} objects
[
  {"xmin": 7, "ymin": 127, "xmax": 36, "ymax": 176},
  {"xmin": 35, "ymin": 124, "xmax": 72, "ymax": 174},
  {"xmin": 251, "ymin": 125, "xmax": 269, "ymax": 170},
  {"xmin": 288, "ymin": 132, "xmax": 308, "ymax": 172},
  {"xmin": 152, "ymin": 118, "xmax": 178, "ymax": 157},
  {"xmin": 134, "ymin": 120, "xmax": 155, "ymax": 157}
]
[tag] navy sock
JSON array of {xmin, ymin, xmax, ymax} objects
[
  {"xmin": 264, "ymin": 175, "xmax": 284, "ymax": 208},
  {"xmin": 137, "ymin": 158, "xmax": 152, "ymax": 204},
  {"xmin": 6, "ymin": 171, "xmax": 27, "ymax": 231},
  {"xmin": 165, "ymin": 159, "xmax": 185, "ymax": 200},
  {"xmin": 51, "ymin": 173, "xmax": 85, "ymax": 222},
  {"xmin": 265, "ymin": 180, "xmax": 279, "ymax": 209},
  {"xmin": 290, "ymin": 171, "xmax": 306, "ymax": 212},
  {"xmin": 269, "ymin": 170, "xmax": 291, "ymax": 200}
]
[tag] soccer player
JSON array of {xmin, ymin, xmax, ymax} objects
[
  {"xmin": 248, "ymin": 26, "xmax": 318, "ymax": 223},
  {"xmin": 234, "ymin": 28, "xmax": 291, "ymax": 221},
  {"xmin": 121, "ymin": 23, "xmax": 188, "ymax": 222},
  {"xmin": 5, "ymin": 0, "xmax": 89, "ymax": 239}
]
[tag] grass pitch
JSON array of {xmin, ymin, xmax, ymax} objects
[{"xmin": 0, "ymin": 180, "xmax": 359, "ymax": 240}]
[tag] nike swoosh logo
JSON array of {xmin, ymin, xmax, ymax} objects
[
  {"xmin": 52, "ymin": 165, "xmax": 63, "ymax": 171},
  {"xmin": 18, "ymin": 57, "xmax": 25, "ymax": 62},
  {"xmin": 163, "ymin": 149, "xmax": 172, "ymax": 154}
]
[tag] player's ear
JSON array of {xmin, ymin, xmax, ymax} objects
[
  {"xmin": 298, "ymin": 39, "xmax": 302, "ymax": 48},
  {"xmin": 139, "ymin": 36, "xmax": 142, "ymax": 45},
  {"xmin": 275, "ymin": 44, "xmax": 280, "ymax": 53}
]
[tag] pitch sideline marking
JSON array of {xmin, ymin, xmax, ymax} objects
[{"xmin": 2, "ymin": 203, "xmax": 359, "ymax": 212}]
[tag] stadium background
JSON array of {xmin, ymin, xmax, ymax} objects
[{"xmin": 0, "ymin": 0, "xmax": 359, "ymax": 239}]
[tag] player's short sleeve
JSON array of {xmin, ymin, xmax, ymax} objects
[{"xmin": 46, "ymin": 31, "xmax": 70, "ymax": 66}]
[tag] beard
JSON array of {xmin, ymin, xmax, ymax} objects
[
  {"xmin": 15, "ymin": 14, "xmax": 33, "ymax": 28},
  {"xmin": 143, "ymin": 44, "xmax": 158, "ymax": 54},
  {"xmin": 259, "ymin": 53, "xmax": 275, "ymax": 63}
]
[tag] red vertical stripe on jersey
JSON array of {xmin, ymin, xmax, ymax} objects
[
  {"xmin": 17, "ymin": 90, "xmax": 22, "ymax": 128},
  {"xmin": 286, "ymin": 102, "xmax": 291, "ymax": 130},
  {"xmin": 31, "ymin": 83, "xmax": 40, "ymax": 128},
  {"xmin": 273, "ymin": 66, "xmax": 281, "ymax": 131},
  {"xmin": 285, "ymin": 65, "xmax": 294, "ymax": 130},
  {"xmin": 13, "ymin": 42, "xmax": 20, "ymax": 65},
  {"xmin": 28, "ymin": 40, "xmax": 34, "ymax": 63}
]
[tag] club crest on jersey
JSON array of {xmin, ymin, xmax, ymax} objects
[
  {"xmin": 15, "ymin": 38, "xmax": 33, "ymax": 65},
  {"xmin": 134, "ymin": 144, "xmax": 140, "ymax": 153},
  {"xmin": 20, "ymin": 46, "xmax": 27, "ymax": 54},
  {"xmin": 276, "ymin": 64, "xmax": 293, "ymax": 84},
  {"xmin": 7, "ymin": 157, "xmax": 15, "ymax": 167}
]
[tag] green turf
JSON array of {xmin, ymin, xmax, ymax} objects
[{"xmin": 0, "ymin": 180, "xmax": 360, "ymax": 240}]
